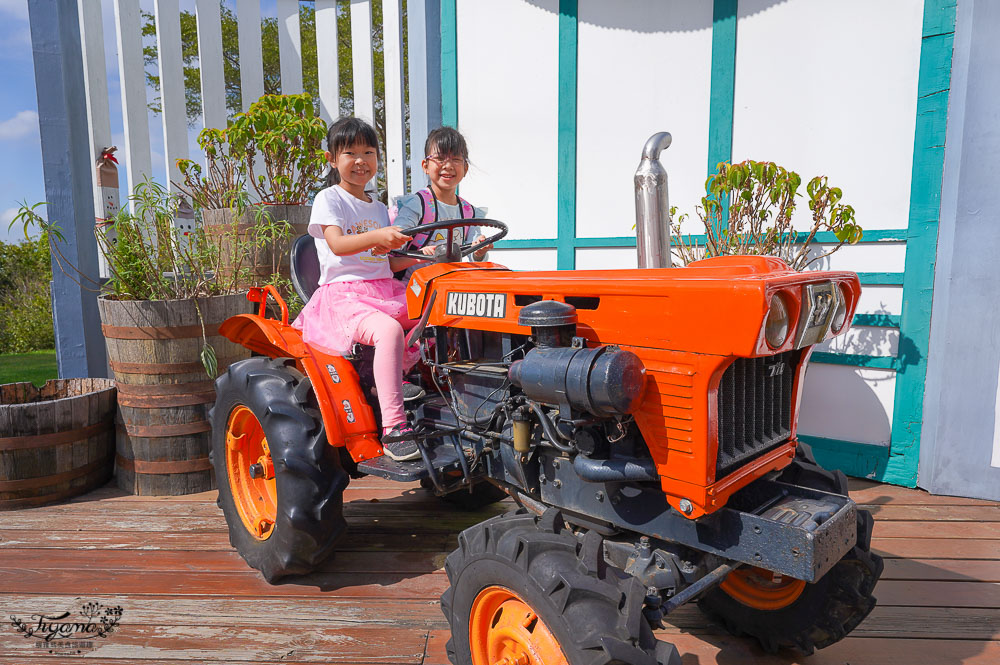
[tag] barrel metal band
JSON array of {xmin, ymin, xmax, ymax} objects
[
  {"xmin": 115, "ymin": 454, "xmax": 213, "ymax": 474},
  {"xmin": 101, "ymin": 323, "xmax": 220, "ymax": 340},
  {"xmin": 0, "ymin": 420, "xmax": 113, "ymax": 451},
  {"xmin": 0, "ymin": 456, "xmax": 113, "ymax": 491},
  {"xmin": 109, "ymin": 358, "xmax": 239, "ymax": 375}
]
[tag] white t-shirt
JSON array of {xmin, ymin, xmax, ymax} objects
[{"xmin": 309, "ymin": 185, "xmax": 392, "ymax": 285}]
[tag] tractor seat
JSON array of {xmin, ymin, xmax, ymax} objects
[{"xmin": 290, "ymin": 234, "xmax": 320, "ymax": 303}]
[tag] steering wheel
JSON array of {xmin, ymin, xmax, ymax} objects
[{"xmin": 389, "ymin": 218, "xmax": 508, "ymax": 262}]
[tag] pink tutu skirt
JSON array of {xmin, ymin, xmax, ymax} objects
[{"xmin": 292, "ymin": 278, "xmax": 411, "ymax": 356}]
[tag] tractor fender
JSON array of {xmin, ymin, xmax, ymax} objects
[
  {"xmin": 218, "ymin": 314, "xmax": 383, "ymax": 463},
  {"xmin": 218, "ymin": 313, "xmax": 308, "ymax": 359}
]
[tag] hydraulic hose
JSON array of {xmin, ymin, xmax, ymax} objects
[
  {"xmin": 573, "ymin": 454, "xmax": 659, "ymax": 483},
  {"xmin": 527, "ymin": 401, "xmax": 576, "ymax": 453}
]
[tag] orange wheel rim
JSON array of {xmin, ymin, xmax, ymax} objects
[
  {"xmin": 225, "ymin": 405, "xmax": 277, "ymax": 541},
  {"xmin": 469, "ymin": 585, "xmax": 567, "ymax": 665},
  {"xmin": 719, "ymin": 567, "xmax": 806, "ymax": 610}
]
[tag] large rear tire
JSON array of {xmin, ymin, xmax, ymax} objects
[
  {"xmin": 697, "ymin": 443, "xmax": 884, "ymax": 654},
  {"xmin": 442, "ymin": 509, "xmax": 681, "ymax": 665},
  {"xmin": 210, "ymin": 357, "xmax": 348, "ymax": 582}
]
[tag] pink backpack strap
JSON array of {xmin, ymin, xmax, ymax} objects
[
  {"xmin": 458, "ymin": 196, "xmax": 476, "ymax": 242},
  {"xmin": 409, "ymin": 189, "xmax": 436, "ymax": 247}
]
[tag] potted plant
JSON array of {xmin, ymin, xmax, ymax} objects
[
  {"xmin": 12, "ymin": 180, "xmax": 255, "ymax": 496},
  {"xmin": 672, "ymin": 160, "xmax": 863, "ymax": 269},
  {"xmin": 176, "ymin": 93, "xmax": 327, "ymax": 295}
]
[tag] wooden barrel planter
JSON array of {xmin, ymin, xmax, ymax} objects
[
  {"xmin": 0, "ymin": 378, "xmax": 116, "ymax": 510},
  {"xmin": 203, "ymin": 204, "xmax": 310, "ymax": 286},
  {"xmin": 98, "ymin": 293, "xmax": 253, "ymax": 495}
]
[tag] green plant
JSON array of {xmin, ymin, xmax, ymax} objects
[
  {"xmin": 228, "ymin": 94, "xmax": 328, "ymax": 204},
  {"xmin": 0, "ymin": 223, "xmax": 54, "ymax": 354},
  {"xmin": 9, "ymin": 183, "xmax": 259, "ymax": 376},
  {"xmin": 672, "ymin": 160, "xmax": 863, "ymax": 271},
  {"xmin": 174, "ymin": 127, "xmax": 246, "ymax": 210}
]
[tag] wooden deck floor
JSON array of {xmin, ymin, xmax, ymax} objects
[{"xmin": 0, "ymin": 477, "xmax": 997, "ymax": 664}]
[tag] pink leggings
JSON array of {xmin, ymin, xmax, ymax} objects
[{"xmin": 354, "ymin": 312, "xmax": 420, "ymax": 430}]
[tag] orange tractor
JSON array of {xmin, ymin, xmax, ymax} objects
[{"xmin": 210, "ymin": 217, "xmax": 882, "ymax": 665}]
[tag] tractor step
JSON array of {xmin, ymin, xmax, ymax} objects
[{"xmin": 357, "ymin": 440, "xmax": 466, "ymax": 482}]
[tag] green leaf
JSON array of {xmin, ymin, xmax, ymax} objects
[{"xmin": 200, "ymin": 343, "xmax": 218, "ymax": 378}]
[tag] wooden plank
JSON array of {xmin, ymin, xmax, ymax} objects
[
  {"xmin": 112, "ymin": 0, "xmax": 153, "ymax": 202},
  {"xmin": 153, "ymin": 0, "xmax": 189, "ymax": 189},
  {"xmin": 874, "ymin": 538, "xmax": 1000, "ymax": 559},
  {"xmin": 865, "ymin": 504, "xmax": 1000, "ymax": 521},
  {"xmin": 0, "ymin": 567, "xmax": 448, "ymax": 599},
  {"xmin": 350, "ymin": 0, "xmax": 375, "ymax": 124},
  {"xmin": 883, "ymin": 558, "xmax": 1000, "ymax": 583},
  {"xmin": 315, "ymin": 0, "xmax": 340, "ymax": 124},
  {"xmin": 196, "ymin": 0, "xmax": 227, "ymax": 129},
  {"xmin": 0, "ymin": 529, "xmax": 457, "ymax": 552},
  {"xmin": 850, "ymin": 479, "xmax": 999, "ymax": 506},
  {"xmin": 0, "ymin": 548, "xmax": 446, "ymax": 574},
  {"xmin": 655, "ymin": 605, "xmax": 1000, "ymax": 641},
  {"xmin": 276, "ymin": 0, "xmax": 303, "ymax": 95},
  {"xmin": 0, "ymin": 594, "xmax": 444, "ymax": 626},
  {"xmin": 875, "ymin": 520, "xmax": 1000, "ymax": 539},
  {"xmin": 0, "ymin": 623, "xmax": 429, "ymax": 663},
  {"xmin": 874, "ymin": 580, "xmax": 1000, "ymax": 608},
  {"xmin": 0, "ymin": 509, "xmax": 491, "ymax": 532},
  {"xmin": 381, "ymin": 0, "xmax": 406, "ymax": 199},
  {"xmin": 48, "ymin": 491, "xmax": 508, "ymax": 516},
  {"xmin": 236, "ymin": 0, "xmax": 265, "ymax": 111}
]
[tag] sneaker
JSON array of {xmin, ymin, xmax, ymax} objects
[
  {"xmin": 402, "ymin": 381, "xmax": 426, "ymax": 402},
  {"xmin": 381, "ymin": 426, "xmax": 421, "ymax": 461}
]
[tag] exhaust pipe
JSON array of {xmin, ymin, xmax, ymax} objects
[{"xmin": 634, "ymin": 132, "xmax": 673, "ymax": 269}]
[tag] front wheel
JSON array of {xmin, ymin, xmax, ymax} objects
[
  {"xmin": 210, "ymin": 357, "xmax": 349, "ymax": 582},
  {"xmin": 697, "ymin": 445, "xmax": 884, "ymax": 654},
  {"xmin": 441, "ymin": 509, "xmax": 681, "ymax": 665}
]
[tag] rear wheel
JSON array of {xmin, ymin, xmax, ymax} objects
[
  {"xmin": 698, "ymin": 444, "xmax": 884, "ymax": 654},
  {"xmin": 441, "ymin": 509, "xmax": 681, "ymax": 665},
  {"xmin": 210, "ymin": 357, "xmax": 348, "ymax": 582}
]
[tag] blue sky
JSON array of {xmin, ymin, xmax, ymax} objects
[{"xmin": 0, "ymin": 0, "xmax": 281, "ymax": 245}]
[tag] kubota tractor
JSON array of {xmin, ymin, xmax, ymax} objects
[{"xmin": 210, "ymin": 217, "xmax": 883, "ymax": 665}]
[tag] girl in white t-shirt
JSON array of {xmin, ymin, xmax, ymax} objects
[{"xmin": 292, "ymin": 117, "xmax": 426, "ymax": 461}]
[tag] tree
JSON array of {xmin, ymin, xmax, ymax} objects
[{"xmin": 141, "ymin": 0, "xmax": 404, "ymax": 160}]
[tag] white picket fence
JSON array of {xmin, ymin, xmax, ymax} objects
[{"xmin": 77, "ymin": 0, "xmax": 423, "ymax": 226}]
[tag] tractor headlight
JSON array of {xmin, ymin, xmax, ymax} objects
[
  {"xmin": 831, "ymin": 284, "xmax": 849, "ymax": 333},
  {"xmin": 765, "ymin": 293, "xmax": 791, "ymax": 349}
]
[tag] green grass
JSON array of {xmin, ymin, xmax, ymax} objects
[{"xmin": 0, "ymin": 349, "xmax": 58, "ymax": 387}]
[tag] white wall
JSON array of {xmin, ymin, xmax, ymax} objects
[
  {"xmin": 576, "ymin": 0, "xmax": 713, "ymax": 239},
  {"xmin": 732, "ymin": 0, "xmax": 923, "ymax": 233},
  {"xmin": 455, "ymin": 0, "xmax": 560, "ymax": 240}
]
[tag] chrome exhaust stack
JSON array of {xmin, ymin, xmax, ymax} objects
[{"xmin": 634, "ymin": 132, "xmax": 673, "ymax": 268}]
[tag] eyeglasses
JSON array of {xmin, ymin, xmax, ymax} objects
[{"xmin": 424, "ymin": 155, "xmax": 467, "ymax": 166}]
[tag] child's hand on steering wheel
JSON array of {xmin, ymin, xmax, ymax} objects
[
  {"xmin": 472, "ymin": 234, "xmax": 493, "ymax": 261},
  {"xmin": 371, "ymin": 226, "xmax": 410, "ymax": 254}
]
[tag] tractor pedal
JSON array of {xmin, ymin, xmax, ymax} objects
[{"xmin": 357, "ymin": 440, "xmax": 465, "ymax": 482}]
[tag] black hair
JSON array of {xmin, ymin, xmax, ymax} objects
[
  {"xmin": 424, "ymin": 126, "xmax": 469, "ymax": 162},
  {"xmin": 325, "ymin": 117, "xmax": 380, "ymax": 188}
]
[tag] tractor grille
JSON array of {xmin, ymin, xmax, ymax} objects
[{"xmin": 715, "ymin": 350, "xmax": 801, "ymax": 480}]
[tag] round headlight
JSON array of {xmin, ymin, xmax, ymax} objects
[
  {"xmin": 765, "ymin": 293, "xmax": 791, "ymax": 349},
  {"xmin": 831, "ymin": 284, "xmax": 850, "ymax": 333}
]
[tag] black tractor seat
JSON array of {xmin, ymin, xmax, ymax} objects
[{"xmin": 290, "ymin": 233, "xmax": 321, "ymax": 303}]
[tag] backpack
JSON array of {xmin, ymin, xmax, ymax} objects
[{"xmin": 389, "ymin": 188, "xmax": 476, "ymax": 250}]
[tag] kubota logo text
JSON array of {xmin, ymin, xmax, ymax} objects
[{"xmin": 446, "ymin": 292, "xmax": 506, "ymax": 318}]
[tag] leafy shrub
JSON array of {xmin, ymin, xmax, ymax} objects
[
  {"xmin": 0, "ymin": 232, "xmax": 54, "ymax": 353},
  {"xmin": 673, "ymin": 160, "xmax": 863, "ymax": 270}
]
